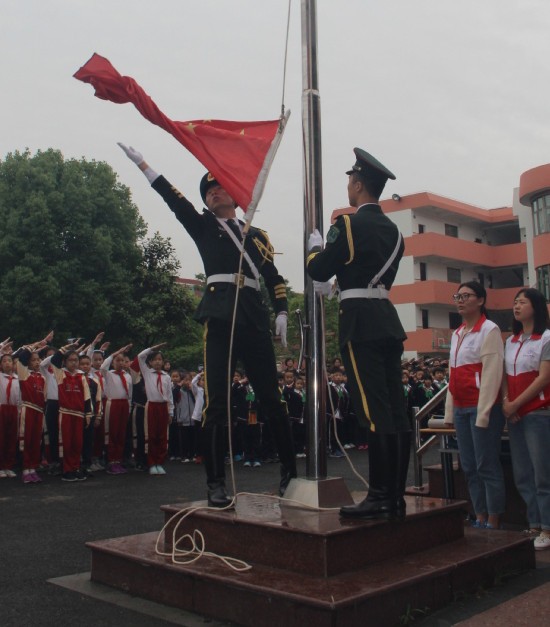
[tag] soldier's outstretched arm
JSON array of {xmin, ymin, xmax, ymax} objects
[{"xmin": 118, "ymin": 142, "xmax": 204, "ymax": 240}]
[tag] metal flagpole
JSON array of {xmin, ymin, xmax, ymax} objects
[
  {"xmin": 301, "ymin": 0, "xmax": 327, "ymax": 480},
  {"xmin": 283, "ymin": 0, "xmax": 353, "ymax": 507}
]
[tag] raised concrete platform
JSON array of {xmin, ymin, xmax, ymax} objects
[
  {"xmin": 88, "ymin": 494, "xmax": 535, "ymax": 626},
  {"xmin": 161, "ymin": 494, "xmax": 465, "ymax": 576}
]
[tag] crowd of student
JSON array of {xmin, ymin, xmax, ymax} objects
[
  {"xmin": 0, "ymin": 332, "xmax": 364, "ymax": 484},
  {"xmin": 0, "ymin": 329, "xmax": 479, "ymax": 488}
]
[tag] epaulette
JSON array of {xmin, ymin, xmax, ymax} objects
[{"xmin": 252, "ymin": 228, "xmax": 274, "ymax": 264}]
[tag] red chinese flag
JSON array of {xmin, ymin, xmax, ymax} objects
[{"xmin": 74, "ymin": 53, "xmax": 289, "ymax": 214}]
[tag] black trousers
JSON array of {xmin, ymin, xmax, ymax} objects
[
  {"xmin": 341, "ymin": 339, "xmax": 410, "ymax": 435},
  {"xmin": 202, "ymin": 318, "xmax": 295, "ymax": 479},
  {"xmin": 203, "ymin": 319, "xmax": 288, "ymax": 428}
]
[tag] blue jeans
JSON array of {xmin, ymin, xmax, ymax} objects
[
  {"xmin": 454, "ymin": 405, "xmax": 505, "ymax": 515},
  {"xmin": 508, "ymin": 412, "xmax": 550, "ymax": 530}
]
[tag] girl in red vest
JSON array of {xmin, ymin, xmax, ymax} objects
[
  {"xmin": 0, "ymin": 350, "xmax": 20, "ymax": 478},
  {"xmin": 502, "ymin": 288, "xmax": 550, "ymax": 551},
  {"xmin": 444, "ymin": 281, "xmax": 505, "ymax": 529},
  {"xmin": 15, "ymin": 335, "xmax": 50, "ymax": 483},
  {"xmin": 42, "ymin": 342, "xmax": 93, "ymax": 482}
]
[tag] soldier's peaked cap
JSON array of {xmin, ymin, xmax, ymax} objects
[
  {"xmin": 200, "ymin": 172, "xmax": 219, "ymax": 203},
  {"xmin": 346, "ymin": 147, "xmax": 396, "ymax": 181}
]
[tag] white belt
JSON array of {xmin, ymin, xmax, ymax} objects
[
  {"xmin": 339, "ymin": 286, "xmax": 389, "ymax": 301},
  {"xmin": 206, "ymin": 273, "xmax": 260, "ymax": 291}
]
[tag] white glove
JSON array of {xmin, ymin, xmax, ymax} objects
[
  {"xmin": 275, "ymin": 312, "xmax": 288, "ymax": 348},
  {"xmin": 313, "ymin": 281, "xmax": 333, "ymax": 297},
  {"xmin": 308, "ymin": 229, "xmax": 323, "ymax": 252},
  {"xmin": 117, "ymin": 142, "xmax": 144, "ymax": 166},
  {"xmin": 118, "ymin": 142, "xmax": 159, "ymax": 184}
]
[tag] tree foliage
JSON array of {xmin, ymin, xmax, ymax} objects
[
  {"xmin": 283, "ymin": 288, "xmax": 340, "ymax": 366},
  {"xmin": 0, "ymin": 149, "xmax": 197, "ymax": 352},
  {"xmin": 125, "ymin": 231, "xmax": 200, "ymax": 351}
]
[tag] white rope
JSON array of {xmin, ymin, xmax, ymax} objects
[
  {"xmin": 323, "ymin": 364, "xmax": 370, "ymax": 491},
  {"xmin": 280, "ymin": 0, "xmax": 293, "ymax": 117},
  {"xmin": 153, "ymin": 490, "xmax": 344, "ymax": 574}
]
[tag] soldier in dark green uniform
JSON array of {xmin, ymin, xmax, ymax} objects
[
  {"xmin": 119, "ymin": 144, "xmax": 296, "ymax": 507},
  {"xmin": 307, "ymin": 148, "xmax": 411, "ymax": 520}
]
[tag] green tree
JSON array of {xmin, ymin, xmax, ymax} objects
[
  {"xmin": 126, "ymin": 231, "xmax": 200, "ymax": 352},
  {"xmin": 0, "ymin": 149, "xmax": 196, "ymax": 350},
  {"xmin": 283, "ymin": 289, "xmax": 340, "ymax": 366}
]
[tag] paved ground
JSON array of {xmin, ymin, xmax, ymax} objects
[{"xmin": 1, "ymin": 448, "xmax": 548, "ymax": 627}]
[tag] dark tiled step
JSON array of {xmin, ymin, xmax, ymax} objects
[
  {"xmin": 88, "ymin": 527, "xmax": 534, "ymax": 627},
  {"xmin": 161, "ymin": 494, "xmax": 467, "ymax": 576}
]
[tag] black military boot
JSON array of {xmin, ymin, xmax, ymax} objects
[
  {"xmin": 395, "ymin": 431, "xmax": 412, "ymax": 520},
  {"xmin": 268, "ymin": 415, "xmax": 297, "ymax": 496},
  {"xmin": 340, "ymin": 432, "xmax": 397, "ymax": 520},
  {"xmin": 203, "ymin": 424, "xmax": 233, "ymax": 508},
  {"xmin": 207, "ymin": 481, "xmax": 233, "ymax": 508}
]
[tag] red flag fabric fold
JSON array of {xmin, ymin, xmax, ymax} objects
[{"xmin": 74, "ymin": 53, "xmax": 287, "ymax": 213}]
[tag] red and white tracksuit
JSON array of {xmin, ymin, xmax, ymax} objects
[
  {"xmin": 137, "ymin": 349, "xmax": 174, "ymax": 466},
  {"xmin": 17, "ymin": 355, "xmax": 46, "ymax": 470},
  {"xmin": 101, "ymin": 355, "xmax": 132, "ymax": 464},
  {"xmin": 0, "ymin": 372, "xmax": 20, "ymax": 471}
]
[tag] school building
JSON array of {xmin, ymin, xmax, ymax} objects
[{"xmin": 332, "ymin": 162, "xmax": 550, "ymax": 358}]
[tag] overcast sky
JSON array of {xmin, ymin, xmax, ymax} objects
[{"xmin": 2, "ymin": 1, "xmax": 549, "ymax": 291}]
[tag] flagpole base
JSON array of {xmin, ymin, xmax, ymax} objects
[{"xmin": 281, "ymin": 477, "xmax": 354, "ymax": 509}]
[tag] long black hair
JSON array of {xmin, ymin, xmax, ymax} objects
[
  {"xmin": 512, "ymin": 288, "xmax": 550, "ymax": 336},
  {"xmin": 458, "ymin": 281, "xmax": 488, "ymax": 318}
]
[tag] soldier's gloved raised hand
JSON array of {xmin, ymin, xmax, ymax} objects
[
  {"xmin": 117, "ymin": 143, "xmax": 144, "ymax": 165},
  {"xmin": 118, "ymin": 143, "xmax": 159, "ymax": 184},
  {"xmin": 313, "ymin": 280, "xmax": 333, "ymax": 297},
  {"xmin": 307, "ymin": 229, "xmax": 323, "ymax": 251},
  {"xmin": 275, "ymin": 312, "xmax": 288, "ymax": 348}
]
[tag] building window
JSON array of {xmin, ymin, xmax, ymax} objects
[
  {"xmin": 418, "ymin": 224, "xmax": 425, "ymax": 234},
  {"xmin": 445, "ymin": 223, "xmax": 458, "ymax": 238},
  {"xmin": 421, "ymin": 309, "xmax": 429, "ymax": 329},
  {"xmin": 536, "ymin": 265, "xmax": 550, "ymax": 300},
  {"xmin": 420, "ymin": 262, "xmax": 427, "ymax": 281},
  {"xmin": 532, "ymin": 194, "xmax": 550, "ymax": 235},
  {"xmin": 447, "ymin": 267, "xmax": 461, "ymax": 283}
]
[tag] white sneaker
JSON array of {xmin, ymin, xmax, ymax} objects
[
  {"xmin": 5, "ymin": 469, "xmax": 16, "ymax": 478},
  {"xmin": 156, "ymin": 465, "xmax": 166, "ymax": 475},
  {"xmin": 149, "ymin": 466, "xmax": 159, "ymax": 475},
  {"xmin": 534, "ymin": 531, "xmax": 550, "ymax": 551},
  {"xmin": 0, "ymin": 470, "xmax": 7, "ymax": 478}
]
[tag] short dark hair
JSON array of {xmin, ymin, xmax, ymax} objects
[
  {"xmin": 146, "ymin": 350, "xmax": 163, "ymax": 366},
  {"xmin": 512, "ymin": 288, "xmax": 550, "ymax": 336},
  {"xmin": 351, "ymin": 171, "xmax": 386, "ymax": 200}
]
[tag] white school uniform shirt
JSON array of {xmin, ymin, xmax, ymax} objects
[
  {"xmin": 100, "ymin": 355, "xmax": 133, "ymax": 401},
  {"xmin": 191, "ymin": 374, "xmax": 204, "ymax": 423},
  {"xmin": 137, "ymin": 348, "xmax": 174, "ymax": 416},
  {"xmin": 39, "ymin": 355, "xmax": 59, "ymax": 401},
  {"xmin": 0, "ymin": 372, "xmax": 21, "ymax": 406}
]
